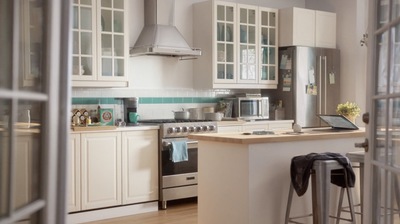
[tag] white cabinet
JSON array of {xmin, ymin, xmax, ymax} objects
[
  {"xmin": 217, "ymin": 120, "xmax": 293, "ymax": 133},
  {"xmin": 193, "ymin": 1, "xmax": 278, "ymax": 89},
  {"xmin": 72, "ymin": 0, "xmax": 128, "ymax": 87},
  {"xmin": 121, "ymin": 130, "xmax": 159, "ymax": 204},
  {"xmin": 279, "ymin": 7, "xmax": 336, "ymax": 48},
  {"xmin": 81, "ymin": 132, "xmax": 122, "ymax": 210},
  {"xmin": 68, "ymin": 129, "xmax": 159, "ymax": 213},
  {"xmin": 68, "ymin": 133, "xmax": 81, "ymax": 212}
]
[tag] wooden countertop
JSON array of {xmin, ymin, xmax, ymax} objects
[{"xmin": 189, "ymin": 127, "xmax": 365, "ymax": 144}]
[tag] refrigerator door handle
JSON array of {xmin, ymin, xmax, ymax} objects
[
  {"xmin": 324, "ymin": 56, "xmax": 327, "ymax": 113},
  {"xmin": 319, "ymin": 56, "xmax": 322, "ymax": 114}
]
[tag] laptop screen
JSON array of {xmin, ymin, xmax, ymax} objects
[{"xmin": 317, "ymin": 115, "xmax": 359, "ymax": 130}]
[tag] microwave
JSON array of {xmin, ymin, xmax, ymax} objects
[{"xmin": 230, "ymin": 97, "xmax": 269, "ymax": 120}]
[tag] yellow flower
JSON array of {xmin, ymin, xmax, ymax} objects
[{"xmin": 336, "ymin": 102, "xmax": 361, "ymax": 117}]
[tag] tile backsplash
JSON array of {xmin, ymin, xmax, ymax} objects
[{"xmin": 72, "ymin": 88, "xmax": 260, "ymax": 121}]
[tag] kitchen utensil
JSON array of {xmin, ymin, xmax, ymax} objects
[
  {"xmin": 173, "ymin": 110, "xmax": 190, "ymax": 120},
  {"xmin": 188, "ymin": 108, "xmax": 203, "ymax": 120},
  {"xmin": 129, "ymin": 112, "xmax": 140, "ymax": 124},
  {"xmin": 204, "ymin": 112, "xmax": 223, "ymax": 121}
]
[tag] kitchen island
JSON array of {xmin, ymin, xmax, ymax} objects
[{"xmin": 189, "ymin": 128, "xmax": 365, "ymax": 224}]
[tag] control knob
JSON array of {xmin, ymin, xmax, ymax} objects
[{"xmin": 167, "ymin": 127, "xmax": 176, "ymax": 134}]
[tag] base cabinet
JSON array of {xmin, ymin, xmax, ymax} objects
[
  {"xmin": 218, "ymin": 120, "xmax": 293, "ymax": 133},
  {"xmin": 68, "ymin": 129, "xmax": 158, "ymax": 213},
  {"xmin": 122, "ymin": 130, "xmax": 159, "ymax": 204},
  {"xmin": 81, "ymin": 132, "xmax": 122, "ymax": 210}
]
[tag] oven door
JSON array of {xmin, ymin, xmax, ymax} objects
[{"xmin": 161, "ymin": 138, "xmax": 198, "ymax": 176}]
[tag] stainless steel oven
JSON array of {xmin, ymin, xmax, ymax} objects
[{"xmin": 140, "ymin": 119, "xmax": 217, "ymax": 209}]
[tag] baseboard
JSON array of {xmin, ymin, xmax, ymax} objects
[{"xmin": 67, "ymin": 202, "xmax": 158, "ymax": 224}]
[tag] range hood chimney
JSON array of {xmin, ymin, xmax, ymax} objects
[{"xmin": 130, "ymin": 0, "xmax": 201, "ymax": 59}]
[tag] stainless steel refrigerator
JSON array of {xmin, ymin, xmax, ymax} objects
[{"xmin": 262, "ymin": 46, "xmax": 340, "ymax": 128}]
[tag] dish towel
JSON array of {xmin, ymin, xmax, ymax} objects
[{"xmin": 170, "ymin": 140, "xmax": 188, "ymax": 163}]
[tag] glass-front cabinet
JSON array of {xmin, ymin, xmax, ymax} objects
[
  {"xmin": 193, "ymin": 0, "xmax": 278, "ymax": 89},
  {"xmin": 215, "ymin": 3, "xmax": 236, "ymax": 84},
  {"xmin": 72, "ymin": 0, "xmax": 128, "ymax": 87}
]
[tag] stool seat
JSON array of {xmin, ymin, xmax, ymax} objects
[{"xmin": 346, "ymin": 151, "xmax": 365, "ymax": 163}]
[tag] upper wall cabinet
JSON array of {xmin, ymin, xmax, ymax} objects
[
  {"xmin": 279, "ymin": 7, "xmax": 336, "ymax": 48},
  {"xmin": 193, "ymin": 1, "xmax": 278, "ymax": 89},
  {"xmin": 72, "ymin": 0, "xmax": 128, "ymax": 87}
]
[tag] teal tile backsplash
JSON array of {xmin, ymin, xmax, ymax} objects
[{"xmin": 72, "ymin": 97, "xmax": 220, "ymax": 105}]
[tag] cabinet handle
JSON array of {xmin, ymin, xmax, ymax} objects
[{"xmin": 186, "ymin": 176, "xmax": 196, "ymax": 180}]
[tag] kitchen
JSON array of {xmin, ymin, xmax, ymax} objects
[{"xmin": 0, "ymin": 0, "xmax": 373, "ymax": 223}]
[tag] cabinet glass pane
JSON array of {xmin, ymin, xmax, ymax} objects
[
  {"xmin": 80, "ymin": 7, "xmax": 92, "ymax": 30},
  {"xmin": 102, "ymin": 58, "xmax": 113, "ymax": 76},
  {"xmin": 115, "ymin": 59, "xmax": 124, "ymax": 76},
  {"xmin": 102, "ymin": 0, "xmax": 112, "ymax": 8},
  {"xmin": 227, "ymin": 64, "xmax": 234, "ymax": 79},
  {"xmin": 249, "ymin": 9, "xmax": 255, "ymax": 24},
  {"xmin": 261, "ymin": 27, "xmax": 268, "ymax": 45},
  {"xmin": 217, "ymin": 64, "xmax": 225, "ymax": 79},
  {"xmin": 114, "ymin": 35, "xmax": 124, "ymax": 57},
  {"xmin": 226, "ymin": 23, "xmax": 233, "ymax": 42},
  {"xmin": 249, "ymin": 26, "xmax": 255, "ymax": 44},
  {"xmin": 226, "ymin": 6, "xmax": 234, "ymax": 22},
  {"xmin": 81, "ymin": 32, "xmax": 92, "ymax": 55},
  {"xmin": 0, "ymin": 100, "xmax": 10, "ymax": 215},
  {"xmin": 226, "ymin": 44, "xmax": 234, "ymax": 62},
  {"xmin": 217, "ymin": 43, "xmax": 225, "ymax": 62},
  {"xmin": 261, "ymin": 67, "xmax": 267, "ymax": 80},
  {"xmin": 269, "ymin": 12, "xmax": 276, "ymax": 26},
  {"xmin": 240, "ymin": 45, "xmax": 247, "ymax": 63},
  {"xmin": 269, "ymin": 47, "xmax": 276, "ymax": 64},
  {"xmin": 81, "ymin": 0, "xmax": 91, "ymax": 5},
  {"xmin": 102, "ymin": 34, "xmax": 112, "ymax": 56},
  {"xmin": 72, "ymin": 57, "xmax": 80, "ymax": 75},
  {"xmin": 82, "ymin": 57, "xmax": 92, "ymax": 76},
  {"xmin": 114, "ymin": 11, "xmax": 124, "ymax": 33},
  {"xmin": 240, "ymin": 65, "xmax": 247, "ymax": 79},
  {"xmin": 269, "ymin": 66, "xmax": 276, "ymax": 80},
  {"xmin": 102, "ymin": 10, "xmax": 112, "ymax": 32},
  {"xmin": 114, "ymin": 0, "xmax": 124, "ymax": 9},
  {"xmin": 217, "ymin": 22, "xmax": 224, "ymax": 41},
  {"xmin": 217, "ymin": 5, "xmax": 224, "ymax": 21},
  {"xmin": 393, "ymin": 1, "xmax": 400, "ymax": 20},
  {"xmin": 240, "ymin": 25, "xmax": 247, "ymax": 43},
  {"xmin": 240, "ymin": 9, "xmax": 247, "ymax": 23},
  {"xmin": 269, "ymin": 28, "xmax": 276, "ymax": 45},
  {"xmin": 261, "ymin": 11, "xmax": 268, "ymax": 26},
  {"xmin": 262, "ymin": 47, "xmax": 268, "ymax": 64},
  {"xmin": 248, "ymin": 46, "xmax": 256, "ymax": 63}
]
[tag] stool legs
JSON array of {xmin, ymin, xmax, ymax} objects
[
  {"xmin": 336, "ymin": 187, "xmax": 356, "ymax": 224},
  {"xmin": 284, "ymin": 184, "xmax": 294, "ymax": 224}
]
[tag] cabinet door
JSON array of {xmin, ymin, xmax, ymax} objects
[
  {"xmin": 217, "ymin": 125, "xmax": 243, "ymax": 133},
  {"xmin": 81, "ymin": 132, "xmax": 121, "ymax": 210},
  {"xmin": 237, "ymin": 5, "xmax": 258, "ymax": 84},
  {"xmin": 97, "ymin": 0, "xmax": 127, "ymax": 81},
  {"xmin": 259, "ymin": 7, "xmax": 278, "ymax": 85},
  {"xmin": 214, "ymin": 2, "xmax": 236, "ymax": 84},
  {"xmin": 68, "ymin": 133, "xmax": 81, "ymax": 212},
  {"xmin": 72, "ymin": 1, "xmax": 97, "ymax": 81},
  {"xmin": 315, "ymin": 11, "xmax": 336, "ymax": 48},
  {"xmin": 121, "ymin": 130, "xmax": 159, "ymax": 204}
]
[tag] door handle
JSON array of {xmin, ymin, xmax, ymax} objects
[
  {"xmin": 355, "ymin": 138, "xmax": 369, "ymax": 152},
  {"xmin": 362, "ymin": 112, "xmax": 369, "ymax": 124}
]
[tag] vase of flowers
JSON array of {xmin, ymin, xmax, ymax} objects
[{"xmin": 336, "ymin": 102, "xmax": 361, "ymax": 123}]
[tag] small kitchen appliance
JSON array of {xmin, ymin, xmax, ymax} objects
[
  {"xmin": 228, "ymin": 93, "xmax": 269, "ymax": 120},
  {"xmin": 124, "ymin": 97, "xmax": 139, "ymax": 124}
]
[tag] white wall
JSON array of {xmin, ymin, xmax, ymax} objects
[{"xmin": 305, "ymin": 0, "xmax": 368, "ymax": 124}]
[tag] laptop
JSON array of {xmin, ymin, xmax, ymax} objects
[{"xmin": 317, "ymin": 114, "xmax": 359, "ymax": 130}]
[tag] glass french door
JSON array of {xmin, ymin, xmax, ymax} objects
[
  {"xmin": 0, "ymin": 0, "xmax": 71, "ymax": 224},
  {"xmin": 365, "ymin": 0, "xmax": 400, "ymax": 223}
]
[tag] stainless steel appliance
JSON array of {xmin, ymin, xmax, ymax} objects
[
  {"xmin": 140, "ymin": 119, "xmax": 217, "ymax": 209},
  {"xmin": 229, "ymin": 93, "xmax": 269, "ymax": 120},
  {"xmin": 262, "ymin": 46, "xmax": 340, "ymax": 127}
]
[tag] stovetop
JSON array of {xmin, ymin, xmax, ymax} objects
[{"xmin": 138, "ymin": 119, "xmax": 218, "ymax": 138}]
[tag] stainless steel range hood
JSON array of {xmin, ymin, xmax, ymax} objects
[{"xmin": 130, "ymin": 0, "xmax": 201, "ymax": 59}]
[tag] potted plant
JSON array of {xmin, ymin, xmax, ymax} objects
[{"xmin": 336, "ymin": 101, "xmax": 361, "ymax": 123}]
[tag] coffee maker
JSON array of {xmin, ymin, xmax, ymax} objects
[{"xmin": 124, "ymin": 97, "xmax": 138, "ymax": 124}]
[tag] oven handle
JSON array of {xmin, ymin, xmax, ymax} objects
[{"xmin": 162, "ymin": 140, "xmax": 198, "ymax": 150}]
